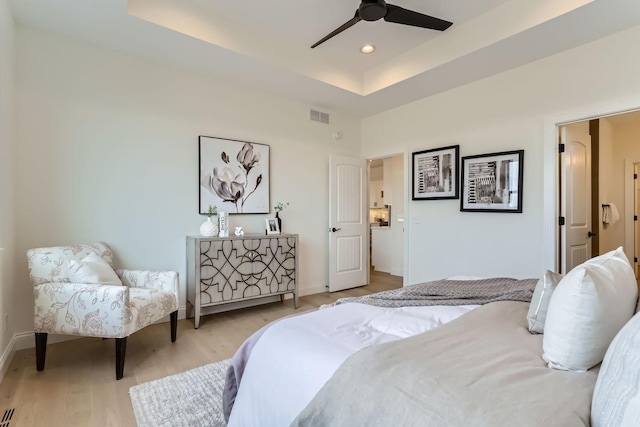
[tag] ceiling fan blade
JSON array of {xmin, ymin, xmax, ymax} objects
[
  {"xmin": 311, "ymin": 12, "xmax": 362, "ymax": 48},
  {"xmin": 384, "ymin": 4, "xmax": 452, "ymax": 31}
]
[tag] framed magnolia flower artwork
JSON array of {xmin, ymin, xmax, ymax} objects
[{"xmin": 199, "ymin": 136, "xmax": 270, "ymax": 214}]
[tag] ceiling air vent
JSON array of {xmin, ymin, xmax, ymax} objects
[{"xmin": 310, "ymin": 109, "xmax": 330, "ymax": 124}]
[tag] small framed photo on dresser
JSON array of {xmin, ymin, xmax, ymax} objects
[{"xmin": 265, "ymin": 217, "xmax": 280, "ymax": 235}]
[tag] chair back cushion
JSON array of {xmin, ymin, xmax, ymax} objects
[{"xmin": 27, "ymin": 242, "xmax": 115, "ymax": 285}]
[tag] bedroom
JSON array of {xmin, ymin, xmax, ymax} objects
[{"xmin": 2, "ymin": 0, "xmax": 640, "ymax": 424}]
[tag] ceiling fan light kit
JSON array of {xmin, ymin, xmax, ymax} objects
[{"xmin": 311, "ymin": 0, "xmax": 453, "ymax": 49}]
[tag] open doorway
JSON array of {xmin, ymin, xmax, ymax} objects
[
  {"xmin": 368, "ymin": 154, "xmax": 404, "ymax": 278},
  {"xmin": 559, "ymin": 110, "xmax": 640, "ymax": 282}
]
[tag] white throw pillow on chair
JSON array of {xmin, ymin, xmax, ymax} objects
[
  {"xmin": 67, "ymin": 252, "xmax": 122, "ymax": 286},
  {"xmin": 542, "ymin": 247, "xmax": 637, "ymax": 371}
]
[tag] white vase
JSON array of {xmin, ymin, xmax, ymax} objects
[{"xmin": 200, "ymin": 217, "xmax": 218, "ymax": 237}]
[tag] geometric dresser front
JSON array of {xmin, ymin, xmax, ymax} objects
[{"xmin": 186, "ymin": 234, "xmax": 298, "ymax": 328}]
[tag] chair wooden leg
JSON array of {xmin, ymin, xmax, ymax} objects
[
  {"xmin": 115, "ymin": 337, "xmax": 127, "ymax": 380},
  {"xmin": 35, "ymin": 332, "xmax": 48, "ymax": 371},
  {"xmin": 170, "ymin": 310, "xmax": 178, "ymax": 342}
]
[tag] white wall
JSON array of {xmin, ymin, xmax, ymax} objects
[
  {"xmin": 0, "ymin": 0, "xmax": 16, "ymax": 373},
  {"xmin": 361, "ymin": 24, "xmax": 640, "ymax": 285},
  {"xmin": 13, "ymin": 26, "xmax": 361, "ymax": 336}
]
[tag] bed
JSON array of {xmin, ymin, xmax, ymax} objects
[{"xmin": 224, "ymin": 247, "xmax": 640, "ymax": 427}]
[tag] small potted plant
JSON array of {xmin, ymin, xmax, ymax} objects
[
  {"xmin": 200, "ymin": 205, "xmax": 219, "ymax": 237},
  {"xmin": 274, "ymin": 201, "xmax": 289, "ymax": 232}
]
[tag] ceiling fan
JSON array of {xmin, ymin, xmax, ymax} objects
[{"xmin": 311, "ymin": 0, "xmax": 453, "ymax": 49}]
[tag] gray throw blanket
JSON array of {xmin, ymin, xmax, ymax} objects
[{"xmin": 333, "ymin": 277, "xmax": 538, "ymax": 308}]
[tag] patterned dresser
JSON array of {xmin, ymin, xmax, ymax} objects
[{"xmin": 186, "ymin": 234, "xmax": 298, "ymax": 328}]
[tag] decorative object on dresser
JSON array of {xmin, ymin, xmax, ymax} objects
[
  {"xmin": 218, "ymin": 211, "xmax": 229, "ymax": 237},
  {"xmin": 265, "ymin": 217, "xmax": 280, "ymax": 235},
  {"xmin": 199, "ymin": 135, "xmax": 270, "ymax": 214},
  {"xmin": 186, "ymin": 234, "xmax": 298, "ymax": 329},
  {"xmin": 26, "ymin": 242, "xmax": 179, "ymax": 380},
  {"xmin": 200, "ymin": 205, "xmax": 219, "ymax": 237},
  {"xmin": 412, "ymin": 145, "xmax": 459, "ymax": 200},
  {"xmin": 234, "ymin": 226, "xmax": 244, "ymax": 236},
  {"xmin": 273, "ymin": 201, "xmax": 290, "ymax": 232},
  {"xmin": 460, "ymin": 149, "xmax": 524, "ymax": 213}
]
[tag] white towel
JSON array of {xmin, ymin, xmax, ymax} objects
[{"xmin": 602, "ymin": 203, "xmax": 620, "ymax": 225}]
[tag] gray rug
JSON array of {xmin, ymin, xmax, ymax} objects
[{"xmin": 129, "ymin": 359, "xmax": 230, "ymax": 427}]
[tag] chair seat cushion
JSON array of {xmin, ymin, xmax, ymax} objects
[{"xmin": 127, "ymin": 287, "xmax": 179, "ymax": 335}]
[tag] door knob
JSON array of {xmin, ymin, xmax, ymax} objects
[
  {"xmin": 588, "ymin": 231, "xmax": 596, "ymax": 238},
  {"xmin": 330, "ymin": 227, "xmax": 342, "ymax": 233}
]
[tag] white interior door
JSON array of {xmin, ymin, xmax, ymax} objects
[
  {"xmin": 329, "ymin": 154, "xmax": 367, "ymax": 292},
  {"xmin": 561, "ymin": 122, "xmax": 592, "ymax": 273}
]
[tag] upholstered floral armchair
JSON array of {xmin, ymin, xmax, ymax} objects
[{"xmin": 26, "ymin": 242, "xmax": 179, "ymax": 380}]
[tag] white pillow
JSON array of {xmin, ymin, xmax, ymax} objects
[
  {"xmin": 542, "ymin": 247, "xmax": 637, "ymax": 371},
  {"xmin": 67, "ymin": 252, "xmax": 122, "ymax": 286},
  {"xmin": 527, "ymin": 270, "xmax": 563, "ymax": 334},
  {"xmin": 591, "ymin": 312, "xmax": 640, "ymax": 427}
]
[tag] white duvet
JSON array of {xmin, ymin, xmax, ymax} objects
[{"xmin": 227, "ymin": 301, "xmax": 479, "ymax": 427}]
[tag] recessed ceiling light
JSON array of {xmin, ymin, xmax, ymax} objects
[{"xmin": 360, "ymin": 44, "xmax": 376, "ymax": 54}]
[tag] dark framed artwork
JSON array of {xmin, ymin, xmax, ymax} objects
[
  {"xmin": 412, "ymin": 145, "xmax": 459, "ymax": 200},
  {"xmin": 199, "ymin": 136, "xmax": 270, "ymax": 214},
  {"xmin": 460, "ymin": 150, "xmax": 524, "ymax": 213}
]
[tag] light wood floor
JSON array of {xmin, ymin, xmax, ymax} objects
[{"xmin": 0, "ymin": 271, "xmax": 401, "ymax": 426}]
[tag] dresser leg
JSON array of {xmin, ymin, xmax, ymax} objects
[{"xmin": 293, "ymin": 292, "xmax": 299, "ymax": 309}]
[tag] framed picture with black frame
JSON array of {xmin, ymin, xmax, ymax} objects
[
  {"xmin": 460, "ymin": 149, "xmax": 524, "ymax": 213},
  {"xmin": 411, "ymin": 145, "xmax": 459, "ymax": 200}
]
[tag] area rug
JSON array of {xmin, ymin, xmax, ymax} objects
[{"xmin": 129, "ymin": 359, "xmax": 230, "ymax": 427}]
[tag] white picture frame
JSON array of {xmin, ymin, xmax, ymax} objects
[{"xmin": 265, "ymin": 217, "xmax": 280, "ymax": 235}]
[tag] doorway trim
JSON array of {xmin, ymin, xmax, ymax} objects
[
  {"xmin": 544, "ymin": 100, "xmax": 640, "ymax": 272},
  {"xmin": 624, "ymin": 160, "xmax": 640, "ymax": 276}
]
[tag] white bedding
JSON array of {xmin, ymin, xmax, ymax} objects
[{"xmin": 227, "ymin": 301, "xmax": 478, "ymax": 427}]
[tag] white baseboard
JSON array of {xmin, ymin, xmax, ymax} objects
[
  {"xmin": 0, "ymin": 333, "xmax": 17, "ymax": 381},
  {"xmin": 0, "ymin": 331, "xmax": 33, "ymax": 382},
  {"xmin": 390, "ymin": 268, "xmax": 403, "ymax": 277},
  {"xmin": 299, "ymin": 283, "xmax": 328, "ymax": 296}
]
